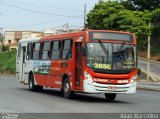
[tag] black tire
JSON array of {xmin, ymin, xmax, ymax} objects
[
  {"xmin": 63, "ymin": 78, "xmax": 75, "ymax": 99},
  {"xmin": 29, "ymin": 73, "xmax": 36, "ymax": 91},
  {"xmin": 105, "ymin": 93, "xmax": 116, "ymax": 102},
  {"xmin": 36, "ymin": 85, "xmax": 43, "ymax": 92},
  {"xmin": 60, "ymin": 89, "xmax": 64, "ymax": 95},
  {"xmin": 29, "ymin": 73, "xmax": 43, "ymax": 92}
]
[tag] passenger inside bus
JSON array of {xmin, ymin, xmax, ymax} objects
[{"xmin": 66, "ymin": 50, "xmax": 72, "ymax": 59}]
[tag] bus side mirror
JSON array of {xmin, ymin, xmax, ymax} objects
[
  {"xmin": 82, "ymin": 46, "xmax": 86, "ymax": 56},
  {"xmin": 138, "ymin": 68, "xmax": 141, "ymax": 76},
  {"xmin": 17, "ymin": 57, "xmax": 20, "ymax": 60},
  {"xmin": 26, "ymin": 55, "xmax": 28, "ymax": 60}
]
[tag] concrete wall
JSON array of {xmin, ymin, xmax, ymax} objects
[
  {"xmin": 4, "ymin": 31, "xmax": 43, "ymax": 51},
  {"xmin": 31, "ymin": 32, "xmax": 43, "ymax": 37},
  {"xmin": 22, "ymin": 32, "xmax": 31, "ymax": 39},
  {"xmin": 4, "ymin": 32, "xmax": 15, "ymax": 45}
]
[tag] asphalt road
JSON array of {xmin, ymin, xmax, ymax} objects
[
  {"xmin": 138, "ymin": 59, "xmax": 160, "ymax": 80},
  {"xmin": 0, "ymin": 76, "xmax": 160, "ymax": 113}
]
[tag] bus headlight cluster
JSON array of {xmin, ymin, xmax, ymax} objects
[
  {"xmin": 84, "ymin": 71, "xmax": 93, "ymax": 83},
  {"xmin": 130, "ymin": 75, "xmax": 137, "ymax": 84}
]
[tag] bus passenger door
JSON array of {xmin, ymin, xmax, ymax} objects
[
  {"xmin": 18, "ymin": 46, "xmax": 26, "ymax": 83},
  {"xmin": 75, "ymin": 42, "xmax": 82, "ymax": 88}
]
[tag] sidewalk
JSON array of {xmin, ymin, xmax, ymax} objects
[
  {"xmin": 138, "ymin": 58, "xmax": 160, "ymax": 81},
  {"xmin": 137, "ymin": 82, "xmax": 160, "ymax": 92}
]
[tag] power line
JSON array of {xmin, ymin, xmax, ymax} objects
[
  {"xmin": 2, "ymin": 18, "xmax": 69, "ymax": 29},
  {"xmin": 1, "ymin": 0, "xmax": 82, "ymax": 11},
  {"xmin": 69, "ymin": 25, "xmax": 83, "ymax": 27},
  {"xmin": 2, "ymin": 19, "xmax": 84, "ymax": 30},
  {"xmin": 84, "ymin": 3, "xmax": 87, "ymax": 29},
  {"xmin": 53, "ymin": 25, "xmax": 64, "ymax": 30},
  {"xmin": 0, "ymin": 1, "xmax": 83, "ymax": 18}
]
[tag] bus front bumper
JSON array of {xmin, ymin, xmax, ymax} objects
[{"xmin": 83, "ymin": 79, "xmax": 136, "ymax": 94}]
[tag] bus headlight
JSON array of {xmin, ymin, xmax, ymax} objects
[
  {"xmin": 130, "ymin": 75, "xmax": 137, "ymax": 84},
  {"xmin": 84, "ymin": 71, "xmax": 93, "ymax": 82}
]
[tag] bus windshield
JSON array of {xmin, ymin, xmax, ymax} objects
[{"xmin": 86, "ymin": 42, "xmax": 136, "ymax": 72}]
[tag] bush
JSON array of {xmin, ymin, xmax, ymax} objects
[
  {"xmin": 0, "ymin": 51, "xmax": 16, "ymax": 74},
  {"xmin": 2, "ymin": 45, "xmax": 9, "ymax": 51}
]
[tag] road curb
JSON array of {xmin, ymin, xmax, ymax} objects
[
  {"xmin": 137, "ymin": 85, "xmax": 160, "ymax": 92},
  {"xmin": 138, "ymin": 57, "xmax": 160, "ymax": 64},
  {"xmin": 139, "ymin": 69, "xmax": 160, "ymax": 81}
]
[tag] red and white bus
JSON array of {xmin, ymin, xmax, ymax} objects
[{"xmin": 16, "ymin": 30, "xmax": 137, "ymax": 101}]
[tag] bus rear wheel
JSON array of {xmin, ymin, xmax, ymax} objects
[
  {"xmin": 105, "ymin": 93, "xmax": 116, "ymax": 102},
  {"xmin": 29, "ymin": 73, "xmax": 43, "ymax": 92},
  {"xmin": 63, "ymin": 78, "xmax": 75, "ymax": 99}
]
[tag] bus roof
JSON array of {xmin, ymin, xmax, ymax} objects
[
  {"xmin": 19, "ymin": 37, "xmax": 41, "ymax": 43},
  {"xmin": 87, "ymin": 30, "xmax": 133, "ymax": 34},
  {"xmin": 18, "ymin": 30, "xmax": 134, "ymax": 43},
  {"xmin": 40, "ymin": 30, "xmax": 133, "ymax": 41}
]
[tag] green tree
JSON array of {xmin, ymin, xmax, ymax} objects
[
  {"xmin": 87, "ymin": 2, "xmax": 124, "ymax": 29},
  {"xmin": 87, "ymin": 1, "xmax": 151, "ymax": 49},
  {"xmin": 150, "ymin": 9, "xmax": 160, "ymax": 22},
  {"xmin": 121, "ymin": 0, "xmax": 160, "ymax": 11},
  {"xmin": 2, "ymin": 45, "xmax": 9, "ymax": 51}
]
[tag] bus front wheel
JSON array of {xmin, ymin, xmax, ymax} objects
[
  {"xmin": 105, "ymin": 93, "xmax": 116, "ymax": 101},
  {"xmin": 63, "ymin": 78, "xmax": 75, "ymax": 99},
  {"xmin": 29, "ymin": 73, "xmax": 43, "ymax": 92}
]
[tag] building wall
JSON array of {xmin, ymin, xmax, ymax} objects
[
  {"xmin": 4, "ymin": 31, "xmax": 43, "ymax": 51},
  {"xmin": 22, "ymin": 32, "xmax": 31, "ymax": 39},
  {"xmin": 44, "ymin": 29, "xmax": 56, "ymax": 36},
  {"xmin": 14, "ymin": 32, "xmax": 22, "ymax": 45},
  {"xmin": 31, "ymin": 32, "xmax": 43, "ymax": 37},
  {"xmin": 10, "ymin": 45, "xmax": 18, "ymax": 51},
  {"xmin": 4, "ymin": 32, "xmax": 15, "ymax": 45}
]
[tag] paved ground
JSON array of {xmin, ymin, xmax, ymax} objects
[
  {"xmin": 137, "ymin": 82, "xmax": 160, "ymax": 91},
  {"xmin": 0, "ymin": 76, "xmax": 160, "ymax": 114},
  {"xmin": 138, "ymin": 59, "xmax": 160, "ymax": 81}
]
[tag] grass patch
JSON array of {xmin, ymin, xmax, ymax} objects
[{"xmin": 0, "ymin": 51, "xmax": 16, "ymax": 74}]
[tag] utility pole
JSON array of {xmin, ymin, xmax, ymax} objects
[
  {"xmin": 84, "ymin": 3, "xmax": 87, "ymax": 29},
  {"xmin": 0, "ymin": 27, "xmax": 3, "ymax": 52},
  {"xmin": 0, "ymin": 13, "xmax": 3, "ymax": 52},
  {"xmin": 147, "ymin": 23, "xmax": 151, "ymax": 81},
  {"xmin": 66, "ymin": 22, "xmax": 69, "ymax": 33}
]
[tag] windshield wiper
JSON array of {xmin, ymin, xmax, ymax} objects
[{"xmin": 98, "ymin": 40, "xmax": 109, "ymax": 62}]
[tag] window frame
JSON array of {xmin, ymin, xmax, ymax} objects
[
  {"xmin": 51, "ymin": 40, "xmax": 61, "ymax": 60},
  {"xmin": 17, "ymin": 43, "xmax": 21, "ymax": 60},
  {"xmin": 61, "ymin": 39, "xmax": 73, "ymax": 60},
  {"xmin": 41, "ymin": 41, "xmax": 51, "ymax": 60},
  {"xmin": 32, "ymin": 42, "xmax": 41, "ymax": 60},
  {"xmin": 8, "ymin": 40, "xmax": 11, "ymax": 43},
  {"xmin": 26, "ymin": 43, "xmax": 33, "ymax": 60}
]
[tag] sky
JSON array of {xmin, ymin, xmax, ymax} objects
[{"xmin": 0, "ymin": 0, "xmax": 99, "ymax": 32}]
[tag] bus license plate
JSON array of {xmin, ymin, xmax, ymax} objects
[{"xmin": 108, "ymin": 86, "xmax": 117, "ymax": 90}]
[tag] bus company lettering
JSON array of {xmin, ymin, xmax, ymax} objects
[
  {"xmin": 118, "ymin": 80, "xmax": 128, "ymax": 84},
  {"xmin": 34, "ymin": 61, "xmax": 51, "ymax": 74},
  {"xmin": 52, "ymin": 67, "xmax": 60, "ymax": 71},
  {"xmin": 94, "ymin": 63, "xmax": 112, "ymax": 69},
  {"xmin": 94, "ymin": 78, "xmax": 128, "ymax": 84}
]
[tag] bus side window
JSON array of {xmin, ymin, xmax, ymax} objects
[
  {"xmin": 27, "ymin": 43, "xmax": 32, "ymax": 60},
  {"xmin": 51, "ymin": 40, "xmax": 61, "ymax": 60},
  {"xmin": 62, "ymin": 39, "xmax": 73, "ymax": 60},
  {"xmin": 41, "ymin": 41, "xmax": 51, "ymax": 60},
  {"xmin": 17, "ymin": 44, "xmax": 21, "ymax": 60},
  {"xmin": 32, "ymin": 42, "xmax": 41, "ymax": 60}
]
